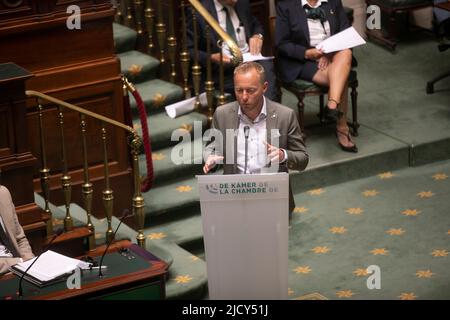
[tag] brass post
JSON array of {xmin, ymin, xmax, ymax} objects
[
  {"xmin": 101, "ymin": 123, "xmax": 114, "ymax": 244},
  {"xmin": 134, "ymin": 0, "xmax": 144, "ymax": 36},
  {"xmin": 80, "ymin": 114, "xmax": 96, "ymax": 251},
  {"xmin": 217, "ymin": 40, "xmax": 227, "ymax": 106},
  {"xmin": 114, "ymin": 0, "xmax": 123, "ymax": 24},
  {"xmin": 204, "ymin": 25, "xmax": 215, "ymax": 123},
  {"xmin": 58, "ymin": 106, "xmax": 73, "ymax": 232},
  {"xmin": 37, "ymin": 101, "xmax": 53, "ymax": 236},
  {"xmin": 156, "ymin": 0, "xmax": 167, "ymax": 64},
  {"xmin": 130, "ymin": 134, "xmax": 145, "ymax": 247},
  {"xmin": 191, "ymin": 8, "xmax": 202, "ymax": 111},
  {"xmin": 180, "ymin": 1, "xmax": 191, "ymax": 98},
  {"xmin": 125, "ymin": 0, "xmax": 134, "ymax": 28},
  {"xmin": 144, "ymin": 0, "xmax": 155, "ymax": 54},
  {"xmin": 167, "ymin": 0, "xmax": 177, "ymax": 83}
]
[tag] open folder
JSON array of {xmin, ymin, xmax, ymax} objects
[{"xmin": 9, "ymin": 250, "xmax": 89, "ymax": 287}]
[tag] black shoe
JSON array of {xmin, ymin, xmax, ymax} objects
[
  {"xmin": 336, "ymin": 129, "xmax": 358, "ymax": 153},
  {"xmin": 326, "ymin": 108, "xmax": 341, "ymax": 121},
  {"xmin": 326, "ymin": 98, "xmax": 342, "ymax": 121}
]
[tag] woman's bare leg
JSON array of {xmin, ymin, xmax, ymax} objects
[{"xmin": 326, "ymin": 49, "xmax": 352, "ymax": 109}]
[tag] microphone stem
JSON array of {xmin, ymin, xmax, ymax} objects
[
  {"xmin": 244, "ymin": 138, "xmax": 248, "ymax": 174},
  {"xmin": 98, "ymin": 210, "xmax": 129, "ymax": 278},
  {"xmin": 18, "ymin": 231, "xmax": 61, "ymax": 298}
]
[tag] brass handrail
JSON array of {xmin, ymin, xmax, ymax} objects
[
  {"xmin": 26, "ymin": 90, "xmax": 135, "ymax": 135},
  {"xmin": 188, "ymin": 0, "xmax": 243, "ymax": 65},
  {"xmin": 26, "ymin": 90, "xmax": 146, "ymax": 248}
]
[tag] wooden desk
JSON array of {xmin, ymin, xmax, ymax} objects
[{"xmin": 0, "ymin": 240, "xmax": 168, "ymax": 300}]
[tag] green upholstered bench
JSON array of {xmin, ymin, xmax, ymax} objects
[{"xmin": 365, "ymin": 0, "xmax": 433, "ymax": 50}]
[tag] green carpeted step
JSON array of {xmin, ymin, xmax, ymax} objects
[
  {"xmin": 128, "ymin": 79, "xmax": 184, "ymax": 116},
  {"xmin": 118, "ymin": 50, "xmax": 160, "ymax": 84},
  {"xmin": 148, "ymin": 240, "xmax": 207, "ymax": 300},
  {"xmin": 134, "ymin": 110, "xmax": 208, "ymax": 150},
  {"xmin": 144, "ymin": 213, "xmax": 203, "ymax": 249},
  {"xmin": 288, "ymin": 124, "xmax": 411, "ymax": 194},
  {"xmin": 139, "ymin": 137, "xmax": 205, "ymax": 187},
  {"xmin": 33, "ymin": 194, "xmax": 86, "ymax": 232},
  {"xmin": 113, "ymin": 23, "xmax": 137, "ymax": 53},
  {"xmin": 142, "ymin": 176, "xmax": 199, "ymax": 222}
]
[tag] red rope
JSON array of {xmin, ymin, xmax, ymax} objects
[{"xmin": 130, "ymin": 88, "xmax": 154, "ymax": 192}]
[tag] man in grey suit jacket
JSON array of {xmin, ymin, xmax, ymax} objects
[
  {"xmin": 0, "ymin": 184, "xmax": 34, "ymax": 275},
  {"xmin": 203, "ymin": 62, "xmax": 308, "ymax": 212}
]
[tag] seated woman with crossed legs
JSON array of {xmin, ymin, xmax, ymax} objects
[{"xmin": 276, "ymin": 0, "xmax": 357, "ymax": 152}]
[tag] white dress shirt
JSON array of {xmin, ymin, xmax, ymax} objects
[
  {"xmin": 301, "ymin": 0, "xmax": 331, "ymax": 47},
  {"xmin": 236, "ymin": 97, "xmax": 287, "ymax": 174}
]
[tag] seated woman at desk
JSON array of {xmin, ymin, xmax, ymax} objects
[
  {"xmin": 276, "ymin": 0, "xmax": 357, "ymax": 152},
  {"xmin": 0, "ymin": 183, "xmax": 34, "ymax": 275}
]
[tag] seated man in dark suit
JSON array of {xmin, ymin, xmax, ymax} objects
[
  {"xmin": 276, "ymin": 0, "xmax": 358, "ymax": 152},
  {"xmin": 0, "ymin": 183, "xmax": 34, "ymax": 275},
  {"xmin": 186, "ymin": 0, "xmax": 279, "ymax": 101}
]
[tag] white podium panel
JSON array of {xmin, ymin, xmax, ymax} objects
[{"xmin": 197, "ymin": 173, "xmax": 289, "ymax": 300}]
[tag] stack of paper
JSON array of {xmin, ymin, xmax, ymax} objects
[{"xmin": 10, "ymin": 250, "xmax": 89, "ymax": 285}]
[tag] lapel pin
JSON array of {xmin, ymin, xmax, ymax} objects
[{"xmin": 330, "ymin": 9, "xmax": 334, "ymax": 14}]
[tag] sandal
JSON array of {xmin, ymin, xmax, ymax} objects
[
  {"xmin": 336, "ymin": 128, "xmax": 358, "ymax": 153},
  {"xmin": 327, "ymin": 98, "xmax": 339, "ymax": 110},
  {"xmin": 327, "ymin": 99, "xmax": 343, "ymax": 120}
]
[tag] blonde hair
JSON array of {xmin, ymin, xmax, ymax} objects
[{"xmin": 233, "ymin": 61, "xmax": 266, "ymax": 84}]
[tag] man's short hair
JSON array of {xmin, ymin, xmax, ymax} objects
[{"xmin": 233, "ymin": 61, "xmax": 266, "ymax": 85}]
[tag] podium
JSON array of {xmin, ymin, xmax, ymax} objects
[{"xmin": 197, "ymin": 173, "xmax": 289, "ymax": 300}]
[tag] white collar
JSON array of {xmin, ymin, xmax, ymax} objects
[
  {"xmin": 238, "ymin": 96, "xmax": 267, "ymax": 123},
  {"xmin": 301, "ymin": 0, "xmax": 327, "ymax": 8},
  {"xmin": 214, "ymin": 0, "xmax": 232, "ymax": 12}
]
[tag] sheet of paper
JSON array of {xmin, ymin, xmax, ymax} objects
[
  {"xmin": 316, "ymin": 27, "xmax": 366, "ymax": 54},
  {"xmin": 242, "ymin": 53, "xmax": 274, "ymax": 62},
  {"xmin": 165, "ymin": 92, "xmax": 207, "ymax": 119},
  {"xmin": 242, "ymin": 52, "xmax": 274, "ymax": 62}
]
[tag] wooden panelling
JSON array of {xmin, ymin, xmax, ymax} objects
[
  {"xmin": 0, "ymin": 105, "xmax": 14, "ymax": 158},
  {"xmin": 0, "ymin": 1, "xmax": 133, "ymax": 221}
]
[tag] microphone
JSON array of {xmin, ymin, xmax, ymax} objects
[
  {"xmin": 243, "ymin": 126, "xmax": 250, "ymax": 174},
  {"xmin": 97, "ymin": 209, "xmax": 132, "ymax": 278},
  {"xmin": 17, "ymin": 228, "xmax": 64, "ymax": 298}
]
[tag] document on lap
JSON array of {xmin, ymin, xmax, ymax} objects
[{"xmin": 316, "ymin": 27, "xmax": 366, "ymax": 54}]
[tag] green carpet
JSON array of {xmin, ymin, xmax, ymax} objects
[
  {"xmin": 109, "ymin": 21, "xmax": 450, "ymax": 300},
  {"xmin": 288, "ymin": 159, "xmax": 450, "ymax": 300}
]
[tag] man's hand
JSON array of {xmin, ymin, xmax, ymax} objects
[
  {"xmin": 211, "ymin": 53, "xmax": 232, "ymax": 65},
  {"xmin": 305, "ymin": 48, "xmax": 324, "ymax": 60},
  {"xmin": 203, "ymin": 155, "xmax": 224, "ymax": 174},
  {"xmin": 249, "ymin": 36, "xmax": 263, "ymax": 55},
  {"xmin": 263, "ymin": 141, "xmax": 284, "ymax": 163}
]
